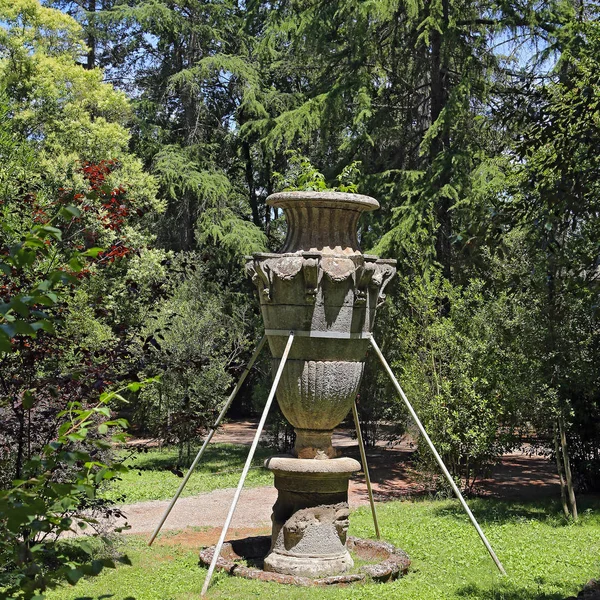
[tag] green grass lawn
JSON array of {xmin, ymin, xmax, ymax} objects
[
  {"xmin": 46, "ymin": 496, "xmax": 600, "ymax": 600},
  {"xmin": 102, "ymin": 444, "xmax": 274, "ymax": 504}
]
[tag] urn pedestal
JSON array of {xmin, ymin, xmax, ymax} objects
[
  {"xmin": 246, "ymin": 191, "xmax": 396, "ymax": 578},
  {"xmin": 263, "ymin": 455, "xmax": 360, "ymax": 577}
]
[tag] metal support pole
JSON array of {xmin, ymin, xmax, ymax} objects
[
  {"xmin": 352, "ymin": 401, "xmax": 381, "ymax": 539},
  {"xmin": 201, "ymin": 332, "xmax": 295, "ymax": 596},
  {"xmin": 148, "ymin": 336, "xmax": 267, "ymax": 546},
  {"xmin": 369, "ymin": 335, "xmax": 507, "ymax": 576}
]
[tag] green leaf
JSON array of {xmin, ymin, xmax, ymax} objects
[
  {"xmin": 12, "ymin": 247, "xmax": 36, "ymax": 268},
  {"xmin": 37, "ymin": 225, "xmax": 63, "ymax": 241},
  {"xmin": 60, "ymin": 205, "xmax": 82, "ymax": 219},
  {"xmin": 66, "ymin": 568, "xmax": 84, "ymax": 585},
  {"xmin": 33, "ymin": 292, "xmax": 58, "ymax": 306},
  {"xmin": 0, "ymin": 332, "xmax": 11, "ymax": 352},
  {"xmin": 22, "ymin": 236, "xmax": 47, "ymax": 249},
  {"xmin": 60, "ymin": 496, "xmax": 75, "ymax": 510},
  {"xmin": 11, "ymin": 298, "xmax": 31, "ymax": 317},
  {"xmin": 82, "ymin": 247, "xmax": 104, "ymax": 257},
  {"xmin": 68, "ymin": 257, "xmax": 83, "ymax": 272},
  {"xmin": 95, "ymin": 468, "xmax": 115, "ymax": 483},
  {"xmin": 95, "ymin": 406, "xmax": 111, "ymax": 417},
  {"xmin": 33, "ymin": 279, "xmax": 51, "ymax": 292},
  {"xmin": 31, "ymin": 320, "xmax": 56, "ymax": 334},
  {"xmin": 1, "ymin": 321, "xmax": 34, "ymax": 337},
  {"xmin": 23, "ymin": 391, "xmax": 35, "ymax": 409},
  {"xmin": 90, "ymin": 559, "xmax": 105, "ymax": 575},
  {"xmin": 78, "ymin": 540, "xmax": 94, "ymax": 556},
  {"xmin": 48, "ymin": 270, "xmax": 78, "ymax": 285}
]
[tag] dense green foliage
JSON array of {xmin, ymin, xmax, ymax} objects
[
  {"xmin": 0, "ymin": 386, "xmax": 132, "ymax": 600},
  {"xmin": 45, "ymin": 497, "xmax": 600, "ymax": 599}
]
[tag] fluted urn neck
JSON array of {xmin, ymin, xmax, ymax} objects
[{"xmin": 267, "ymin": 191, "xmax": 379, "ymax": 255}]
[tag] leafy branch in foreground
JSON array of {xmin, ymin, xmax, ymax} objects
[
  {"xmin": 0, "ymin": 383, "xmax": 149, "ymax": 600},
  {"xmin": 0, "ymin": 206, "xmax": 103, "ymax": 354},
  {"xmin": 0, "ymin": 187, "xmax": 156, "ymax": 599}
]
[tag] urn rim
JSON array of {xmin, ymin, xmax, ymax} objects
[{"xmin": 267, "ymin": 190, "xmax": 379, "ymax": 212}]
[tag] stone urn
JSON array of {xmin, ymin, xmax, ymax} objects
[{"xmin": 246, "ymin": 191, "xmax": 396, "ymax": 578}]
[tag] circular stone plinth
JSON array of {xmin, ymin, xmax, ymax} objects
[
  {"xmin": 265, "ymin": 455, "xmax": 361, "ymax": 474},
  {"xmin": 199, "ymin": 536, "xmax": 410, "ymax": 586}
]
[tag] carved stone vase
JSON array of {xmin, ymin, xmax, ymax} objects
[{"xmin": 246, "ymin": 191, "xmax": 396, "ymax": 578}]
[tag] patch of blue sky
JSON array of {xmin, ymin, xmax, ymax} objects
[{"xmin": 489, "ymin": 26, "xmax": 557, "ymax": 76}]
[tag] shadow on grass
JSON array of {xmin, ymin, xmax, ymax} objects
[
  {"xmin": 74, "ymin": 596, "xmax": 116, "ymax": 599},
  {"xmin": 432, "ymin": 496, "xmax": 600, "ymax": 527},
  {"xmin": 124, "ymin": 443, "xmax": 273, "ymax": 471},
  {"xmin": 456, "ymin": 582, "xmax": 569, "ymax": 600}
]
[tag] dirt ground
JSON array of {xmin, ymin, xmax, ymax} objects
[
  {"xmin": 119, "ymin": 421, "xmax": 559, "ymax": 540},
  {"xmin": 213, "ymin": 420, "xmax": 560, "ymax": 501}
]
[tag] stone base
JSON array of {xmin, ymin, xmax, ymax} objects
[
  {"xmin": 264, "ymin": 549, "xmax": 354, "ymax": 578},
  {"xmin": 198, "ymin": 535, "xmax": 411, "ymax": 586},
  {"xmin": 263, "ymin": 455, "xmax": 360, "ymax": 578}
]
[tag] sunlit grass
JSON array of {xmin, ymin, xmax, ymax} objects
[
  {"xmin": 47, "ymin": 496, "xmax": 600, "ymax": 600},
  {"xmin": 102, "ymin": 443, "xmax": 273, "ymax": 504}
]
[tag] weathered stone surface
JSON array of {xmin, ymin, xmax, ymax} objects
[
  {"xmin": 246, "ymin": 193, "xmax": 396, "ymax": 459},
  {"xmin": 245, "ymin": 191, "xmax": 398, "ymax": 580},
  {"xmin": 198, "ymin": 535, "xmax": 410, "ymax": 586},
  {"xmin": 267, "ymin": 191, "xmax": 379, "ymax": 255},
  {"xmin": 274, "ymin": 360, "xmax": 364, "ymax": 457},
  {"xmin": 263, "ymin": 456, "xmax": 360, "ymax": 577},
  {"xmin": 347, "ymin": 537, "xmax": 411, "ymax": 582}
]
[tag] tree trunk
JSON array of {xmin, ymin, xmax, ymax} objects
[
  {"xmin": 265, "ymin": 160, "xmax": 274, "ymax": 238},
  {"xmin": 554, "ymin": 423, "xmax": 570, "ymax": 519},
  {"xmin": 243, "ymin": 141, "xmax": 260, "ymax": 227},
  {"xmin": 429, "ymin": 0, "xmax": 452, "ymax": 282},
  {"xmin": 545, "ymin": 245, "xmax": 578, "ymax": 518},
  {"xmin": 558, "ymin": 413, "xmax": 578, "ymax": 520},
  {"xmin": 86, "ymin": 0, "xmax": 97, "ymax": 69}
]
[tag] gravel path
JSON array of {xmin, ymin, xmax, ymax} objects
[
  {"xmin": 116, "ymin": 483, "xmax": 374, "ymax": 535},
  {"xmin": 117, "ymin": 486, "xmax": 278, "ymax": 534},
  {"xmin": 118, "ymin": 421, "xmax": 559, "ymax": 536},
  {"xmin": 119, "ymin": 422, "xmax": 376, "ymax": 535}
]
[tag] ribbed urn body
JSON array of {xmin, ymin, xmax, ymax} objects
[{"xmin": 246, "ymin": 192, "xmax": 396, "ymax": 459}]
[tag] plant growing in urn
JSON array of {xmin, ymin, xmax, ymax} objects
[{"xmin": 246, "ymin": 191, "xmax": 396, "ymax": 577}]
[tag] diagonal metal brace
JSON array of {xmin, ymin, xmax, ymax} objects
[
  {"xmin": 369, "ymin": 335, "xmax": 506, "ymax": 575},
  {"xmin": 352, "ymin": 401, "xmax": 381, "ymax": 539},
  {"xmin": 147, "ymin": 336, "xmax": 267, "ymax": 546},
  {"xmin": 201, "ymin": 331, "xmax": 295, "ymax": 596}
]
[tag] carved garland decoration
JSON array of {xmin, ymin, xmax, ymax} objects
[{"xmin": 246, "ymin": 254, "xmax": 395, "ymax": 308}]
